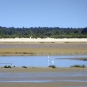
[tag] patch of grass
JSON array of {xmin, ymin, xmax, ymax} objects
[
  {"xmin": 81, "ymin": 65, "xmax": 86, "ymax": 68},
  {"xmin": 4, "ymin": 65, "xmax": 12, "ymax": 68},
  {"xmin": 49, "ymin": 65, "xmax": 56, "ymax": 68},
  {"xmin": 71, "ymin": 64, "xmax": 86, "ymax": 68}
]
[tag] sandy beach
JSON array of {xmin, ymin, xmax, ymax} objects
[{"xmin": 0, "ymin": 38, "xmax": 87, "ymax": 43}]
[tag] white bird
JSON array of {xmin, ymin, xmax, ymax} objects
[
  {"xmin": 52, "ymin": 60, "xmax": 54, "ymax": 65},
  {"xmin": 48, "ymin": 56, "xmax": 49, "ymax": 66}
]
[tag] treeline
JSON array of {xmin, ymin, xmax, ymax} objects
[{"xmin": 0, "ymin": 26, "xmax": 87, "ymax": 38}]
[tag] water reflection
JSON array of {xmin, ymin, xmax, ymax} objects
[{"xmin": 0, "ymin": 55, "xmax": 87, "ymax": 67}]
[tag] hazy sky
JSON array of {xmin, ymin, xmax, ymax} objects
[{"xmin": 0, "ymin": 0, "xmax": 87, "ymax": 28}]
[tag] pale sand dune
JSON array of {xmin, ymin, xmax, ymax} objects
[{"xmin": 0, "ymin": 38, "xmax": 87, "ymax": 42}]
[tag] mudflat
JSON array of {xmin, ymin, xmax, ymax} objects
[
  {"xmin": 0, "ymin": 68, "xmax": 87, "ymax": 87},
  {"xmin": 0, "ymin": 42, "xmax": 87, "ymax": 87},
  {"xmin": 0, "ymin": 42, "xmax": 87, "ymax": 55}
]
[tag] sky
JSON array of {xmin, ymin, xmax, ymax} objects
[{"xmin": 0, "ymin": 0, "xmax": 87, "ymax": 28}]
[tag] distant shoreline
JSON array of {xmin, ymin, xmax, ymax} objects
[{"xmin": 0, "ymin": 38, "xmax": 87, "ymax": 43}]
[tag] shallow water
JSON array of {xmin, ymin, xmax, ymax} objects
[{"xmin": 0, "ymin": 55, "xmax": 87, "ymax": 67}]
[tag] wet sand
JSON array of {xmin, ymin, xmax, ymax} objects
[
  {"xmin": 0, "ymin": 42, "xmax": 87, "ymax": 55},
  {"xmin": 0, "ymin": 68, "xmax": 87, "ymax": 87}
]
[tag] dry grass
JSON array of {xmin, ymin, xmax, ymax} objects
[{"xmin": 0, "ymin": 48, "xmax": 87, "ymax": 55}]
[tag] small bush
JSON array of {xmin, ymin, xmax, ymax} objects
[
  {"xmin": 49, "ymin": 65, "xmax": 56, "ymax": 68},
  {"xmin": 72, "ymin": 65, "xmax": 81, "ymax": 67},
  {"xmin": 81, "ymin": 65, "xmax": 86, "ymax": 68},
  {"xmin": 71, "ymin": 64, "xmax": 86, "ymax": 68},
  {"xmin": 4, "ymin": 65, "xmax": 11, "ymax": 68}
]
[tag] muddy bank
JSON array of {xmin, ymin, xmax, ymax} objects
[{"xmin": 0, "ymin": 42, "xmax": 87, "ymax": 55}]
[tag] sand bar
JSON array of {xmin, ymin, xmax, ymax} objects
[
  {"xmin": 0, "ymin": 41, "xmax": 87, "ymax": 55},
  {"xmin": 0, "ymin": 38, "xmax": 87, "ymax": 55}
]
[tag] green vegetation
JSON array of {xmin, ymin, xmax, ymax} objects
[
  {"xmin": 49, "ymin": 65, "xmax": 56, "ymax": 68},
  {"xmin": 4, "ymin": 65, "xmax": 12, "ymax": 68},
  {"xmin": 0, "ymin": 26, "xmax": 87, "ymax": 38},
  {"xmin": 71, "ymin": 64, "xmax": 86, "ymax": 68}
]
